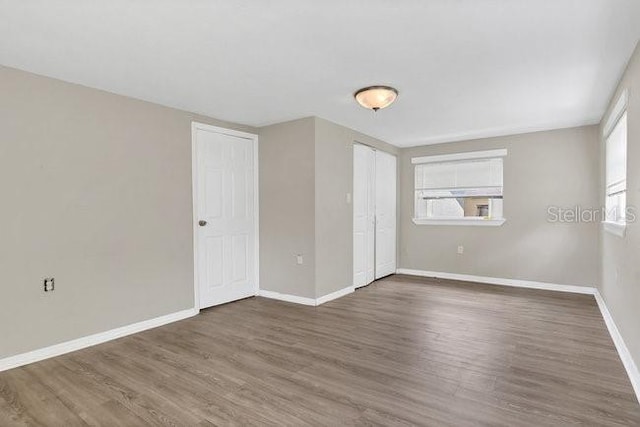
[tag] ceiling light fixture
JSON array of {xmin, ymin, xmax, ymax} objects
[{"xmin": 354, "ymin": 85, "xmax": 398, "ymax": 111}]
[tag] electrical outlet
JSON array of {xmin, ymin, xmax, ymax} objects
[
  {"xmin": 43, "ymin": 277, "xmax": 55, "ymax": 292},
  {"xmin": 296, "ymin": 254, "xmax": 304, "ymax": 265},
  {"xmin": 457, "ymin": 246, "xmax": 464, "ymax": 255},
  {"xmin": 346, "ymin": 193, "xmax": 352, "ymax": 204}
]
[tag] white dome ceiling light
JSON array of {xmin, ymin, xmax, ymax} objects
[{"xmin": 354, "ymin": 86, "xmax": 398, "ymax": 112}]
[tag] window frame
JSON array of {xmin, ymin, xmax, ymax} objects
[
  {"xmin": 602, "ymin": 90, "xmax": 629, "ymax": 238},
  {"xmin": 412, "ymin": 149, "xmax": 507, "ymax": 227}
]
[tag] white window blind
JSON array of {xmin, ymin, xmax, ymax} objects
[
  {"xmin": 413, "ymin": 151, "xmax": 505, "ymax": 224},
  {"xmin": 415, "ymin": 158, "xmax": 503, "ymax": 193}
]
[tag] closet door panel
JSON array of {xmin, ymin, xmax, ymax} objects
[
  {"xmin": 353, "ymin": 144, "xmax": 375, "ymax": 287},
  {"xmin": 375, "ymin": 151, "xmax": 397, "ymax": 279}
]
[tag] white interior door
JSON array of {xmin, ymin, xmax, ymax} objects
[
  {"xmin": 353, "ymin": 144, "xmax": 375, "ymax": 288},
  {"xmin": 375, "ymin": 150, "xmax": 397, "ymax": 279},
  {"xmin": 193, "ymin": 124, "xmax": 258, "ymax": 309}
]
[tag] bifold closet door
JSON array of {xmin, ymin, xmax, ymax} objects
[
  {"xmin": 353, "ymin": 144, "xmax": 376, "ymax": 288},
  {"xmin": 375, "ymin": 150, "xmax": 397, "ymax": 279}
]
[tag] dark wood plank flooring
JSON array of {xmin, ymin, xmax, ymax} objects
[{"xmin": 1, "ymin": 275, "xmax": 639, "ymax": 426}]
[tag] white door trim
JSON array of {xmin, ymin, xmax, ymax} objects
[{"xmin": 191, "ymin": 122, "xmax": 260, "ymax": 310}]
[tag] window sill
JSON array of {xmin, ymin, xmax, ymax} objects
[
  {"xmin": 602, "ymin": 221, "xmax": 626, "ymax": 237},
  {"xmin": 412, "ymin": 218, "xmax": 506, "ymax": 227}
]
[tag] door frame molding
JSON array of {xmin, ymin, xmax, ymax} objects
[{"xmin": 191, "ymin": 122, "xmax": 260, "ymax": 311}]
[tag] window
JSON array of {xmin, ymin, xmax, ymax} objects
[
  {"xmin": 412, "ymin": 149, "xmax": 506, "ymax": 226},
  {"xmin": 603, "ymin": 91, "xmax": 628, "ymax": 236}
]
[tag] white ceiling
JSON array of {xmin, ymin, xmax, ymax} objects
[{"xmin": 1, "ymin": 0, "xmax": 639, "ymax": 147}]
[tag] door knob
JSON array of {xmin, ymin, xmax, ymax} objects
[{"xmin": 198, "ymin": 220, "xmax": 207, "ymax": 226}]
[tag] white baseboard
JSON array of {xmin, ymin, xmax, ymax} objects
[
  {"xmin": 0, "ymin": 308, "xmax": 198, "ymax": 373},
  {"xmin": 396, "ymin": 268, "xmax": 639, "ymax": 403},
  {"xmin": 0, "ymin": 284, "xmax": 355, "ymax": 373},
  {"xmin": 316, "ymin": 285, "xmax": 355, "ymax": 305},
  {"xmin": 258, "ymin": 285, "xmax": 354, "ymax": 307},
  {"xmin": 257, "ymin": 289, "xmax": 316, "ymax": 306},
  {"xmin": 594, "ymin": 291, "xmax": 640, "ymax": 402},
  {"xmin": 396, "ymin": 268, "xmax": 597, "ymax": 294}
]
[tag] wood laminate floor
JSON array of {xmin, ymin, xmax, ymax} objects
[{"xmin": 1, "ymin": 275, "xmax": 639, "ymax": 426}]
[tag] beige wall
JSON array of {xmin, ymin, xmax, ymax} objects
[
  {"xmin": 0, "ymin": 65, "xmax": 396, "ymax": 358},
  {"xmin": 314, "ymin": 118, "xmax": 398, "ymax": 298},
  {"xmin": 4, "ymin": 57, "xmax": 622, "ymax": 365},
  {"xmin": 600, "ymin": 43, "xmax": 640, "ymax": 368},
  {"xmin": 258, "ymin": 118, "xmax": 317, "ymax": 298},
  {"xmin": 0, "ymin": 66, "xmax": 255, "ymax": 359},
  {"xmin": 399, "ymin": 126, "xmax": 601, "ymax": 288},
  {"xmin": 258, "ymin": 117, "xmax": 396, "ymax": 299}
]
